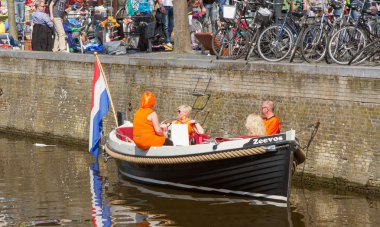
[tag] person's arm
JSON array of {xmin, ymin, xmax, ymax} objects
[
  {"xmin": 42, "ymin": 12, "xmax": 54, "ymax": 28},
  {"xmin": 190, "ymin": 119, "xmax": 205, "ymax": 134},
  {"xmin": 148, "ymin": 111, "xmax": 165, "ymax": 136},
  {"xmin": 49, "ymin": 0, "xmax": 55, "ymax": 21}
]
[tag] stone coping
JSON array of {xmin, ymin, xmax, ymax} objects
[{"xmin": 1, "ymin": 49, "xmax": 380, "ymax": 78}]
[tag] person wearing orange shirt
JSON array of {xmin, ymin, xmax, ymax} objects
[
  {"xmin": 261, "ymin": 100, "xmax": 281, "ymax": 135},
  {"xmin": 133, "ymin": 91, "xmax": 173, "ymax": 150},
  {"xmin": 172, "ymin": 105, "xmax": 204, "ymax": 136}
]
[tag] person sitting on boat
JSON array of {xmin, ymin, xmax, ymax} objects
[
  {"xmin": 245, "ymin": 114, "xmax": 266, "ymax": 137},
  {"xmin": 261, "ymin": 100, "xmax": 281, "ymax": 135},
  {"xmin": 172, "ymin": 105, "xmax": 204, "ymax": 139},
  {"xmin": 133, "ymin": 91, "xmax": 173, "ymax": 150}
]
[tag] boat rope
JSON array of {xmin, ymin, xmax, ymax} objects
[
  {"xmin": 105, "ymin": 145, "xmax": 267, "ymax": 165},
  {"xmin": 301, "ymin": 120, "xmax": 320, "ymax": 182}
]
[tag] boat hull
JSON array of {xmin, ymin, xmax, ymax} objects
[
  {"xmin": 113, "ymin": 145, "xmax": 294, "ymax": 201},
  {"xmin": 105, "ymin": 129, "xmax": 303, "ymax": 202}
]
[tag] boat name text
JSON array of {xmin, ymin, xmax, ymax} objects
[{"xmin": 252, "ymin": 135, "xmax": 284, "ymax": 145}]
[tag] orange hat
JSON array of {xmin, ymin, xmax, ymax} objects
[{"xmin": 140, "ymin": 91, "xmax": 156, "ymax": 108}]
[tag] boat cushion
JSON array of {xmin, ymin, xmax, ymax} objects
[
  {"xmin": 116, "ymin": 127, "xmax": 134, "ymax": 142},
  {"xmin": 192, "ymin": 133, "xmax": 211, "ymax": 144}
]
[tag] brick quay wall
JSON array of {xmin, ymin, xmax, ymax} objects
[{"xmin": 0, "ymin": 50, "xmax": 379, "ymax": 194}]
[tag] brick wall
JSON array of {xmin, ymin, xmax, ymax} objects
[{"xmin": 0, "ymin": 51, "xmax": 379, "ymax": 190}]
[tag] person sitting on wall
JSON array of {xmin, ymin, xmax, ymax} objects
[
  {"xmin": 133, "ymin": 91, "xmax": 173, "ymax": 150},
  {"xmin": 32, "ymin": 0, "xmax": 54, "ymax": 51},
  {"xmin": 245, "ymin": 113, "xmax": 266, "ymax": 137},
  {"xmin": 261, "ymin": 100, "xmax": 281, "ymax": 135},
  {"xmin": 171, "ymin": 105, "xmax": 205, "ymax": 143}
]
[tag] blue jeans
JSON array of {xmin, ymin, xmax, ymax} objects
[
  {"xmin": 203, "ymin": 3, "xmax": 217, "ymax": 35},
  {"xmin": 162, "ymin": 6, "xmax": 174, "ymax": 44},
  {"xmin": 15, "ymin": 1, "xmax": 25, "ymax": 22},
  {"xmin": 15, "ymin": 1, "xmax": 25, "ymax": 35},
  {"xmin": 219, "ymin": 0, "xmax": 226, "ymax": 17}
]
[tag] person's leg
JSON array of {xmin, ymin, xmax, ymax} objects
[
  {"xmin": 167, "ymin": 6, "xmax": 174, "ymax": 42},
  {"xmin": 54, "ymin": 18, "xmax": 66, "ymax": 51},
  {"xmin": 164, "ymin": 138, "xmax": 173, "ymax": 146},
  {"xmin": 161, "ymin": 8, "xmax": 170, "ymax": 43},
  {"xmin": 32, "ymin": 25, "xmax": 42, "ymax": 51},
  {"xmin": 351, "ymin": 9, "xmax": 360, "ymax": 22},
  {"xmin": 47, "ymin": 27, "xmax": 54, "ymax": 51},
  {"xmin": 203, "ymin": 4, "xmax": 211, "ymax": 33},
  {"xmin": 52, "ymin": 19, "xmax": 60, "ymax": 51},
  {"xmin": 40, "ymin": 25, "xmax": 49, "ymax": 51},
  {"xmin": 273, "ymin": 0, "xmax": 282, "ymax": 24},
  {"xmin": 210, "ymin": 3, "xmax": 217, "ymax": 35},
  {"xmin": 219, "ymin": 0, "xmax": 226, "ymax": 17}
]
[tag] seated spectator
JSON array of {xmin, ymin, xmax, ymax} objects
[
  {"xmin": 133, "ymin": 91, "xmax": 173, "ymax": 150},
  {"xmin": 245, "ymin": 114, "xmax": 266, "ymax": 137},
  {"xmin": 188, "ymin": 0, "xmax": 205, "ymax": 49},
  {"xmin": 172, "ymin": 105, "xmax": 205, "ymax": 136},
  {"xmin": 32, "ymin": 0, "xmax": 54, "ymax": 51},
  {"xmin": 261, "ymin": 100, "xmax": 281, "ymax": 135}
]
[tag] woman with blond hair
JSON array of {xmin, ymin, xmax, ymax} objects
[
  {"xmin": 245, "ymin": 114, "xmax": 266, "ymax": 137},
  {"xmin": 173, "ymin": 104, "xmax": 205, "ymax": 136}
]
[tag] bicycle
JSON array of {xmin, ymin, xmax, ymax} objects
[
  {"xmin": 348, "ymin": 37, "xmax": 380, "ymax": 65},
  {"xmin": 328, "ymin": 0, "xmax": 380, "ymax": 64},
  {"xmin": 211, "ymin": 0, "xmax": 275, "ymax": 60},
  {"xmin": 296, "ymin": 1, "xmax": 347, "ymax": 63},
  {"xmin": 211, "ymin": 0, "xmax": 248, "ymax": 59},
  {"xmin": 257, "ymin": 0, "xmax": 303, "ymax": 62}
]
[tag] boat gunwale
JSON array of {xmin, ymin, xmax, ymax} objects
[{"xmin": 106, "ymin": 129, "xmax": 297, "ymax": 158}]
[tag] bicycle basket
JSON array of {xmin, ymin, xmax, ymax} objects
[
  {"xmin": 223, "ymin": 4, "xmax": 237, "ymax": 23},
  {"xmin": 329, "ymin": 0, "xmax": 343, "ymax": 9},
  {"xmin": 256, "ymin": 7, "xmax": 272, "ymax": 26}
]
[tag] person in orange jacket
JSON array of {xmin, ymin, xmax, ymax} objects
[
  {"xmin": 133, "ymin": 91, "xmax": 173, "ymax": 150},
  {"xmin": 261, "ymin": 100, "xmax": 281, "ymax": 135}
]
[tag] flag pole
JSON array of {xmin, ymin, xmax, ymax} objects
[{"xmin": 94, "ymin": 52, "xmax": 118, "ymax": 128}]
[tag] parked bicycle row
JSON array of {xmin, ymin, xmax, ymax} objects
[{"xmin": 209, "ymin": 0, "xmax": 380, "ymax": 65}]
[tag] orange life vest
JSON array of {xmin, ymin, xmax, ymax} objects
[
  {"xmin": 262, "ymin": 116, "xmax": 281, "ymax": 135},
  {"xmin": 173, "ymin": 118, "xmax": 195, "ymax": 136},
  {"xmin": 133, "ymin": 108, "xmax": 165, "ymax": 150}
]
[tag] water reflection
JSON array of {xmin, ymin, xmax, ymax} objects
[
  {"xmin": 89, "ymin": 162, "xmax": 111, "ymax": 226},
  {"xmin": 105, "ymin": 180, "xmax": 296, "ymax": 227},
  {"xmin": 0, "ymin": 134, "xmax": 379, "ymax": 227}
]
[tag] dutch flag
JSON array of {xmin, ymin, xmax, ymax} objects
[
  {"xmin": 90, "ymin": 162, "xmax": 112, "ymax": 226},
  {"xmin": 89, "ymin": 58, "xmax": 110, "ymax": 159}
]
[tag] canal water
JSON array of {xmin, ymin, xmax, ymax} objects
[{"xmin": 0, "ymin": 134, "xmax": 379, "ymax": 227}]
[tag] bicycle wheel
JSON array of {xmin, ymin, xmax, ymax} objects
[
  {"xmin": 301, "ymin": 25, "xmax": 328, "ymax": 63},
  {"xmin": 367, "ymin": 19, "xmax": 380, "ymax": 39},
  {"xmin": 328, "ymin": 26, "xmax": 367, "ymax": 65},
  {"xmin": 115, "ymin": 6, "xmax": 128, "ymax": 20},
  {"xmin": 257, "ymin": 25, "xmax": 293, "ymax": 62},
  {"xmin": 212, "ymin": 27, "xmax": 248, "ymax": 60},
  {"xmin": 349, "ymin": 38, "xmax": 380, "ymax": 65}
]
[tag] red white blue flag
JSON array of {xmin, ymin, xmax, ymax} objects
[
  {"xmin": 89, "ymin": 58, "xmax": 110, "ymax": 159},
  {"xmin": 90, "ymin": 162, "xmax": 112, "ymax": 226}
]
